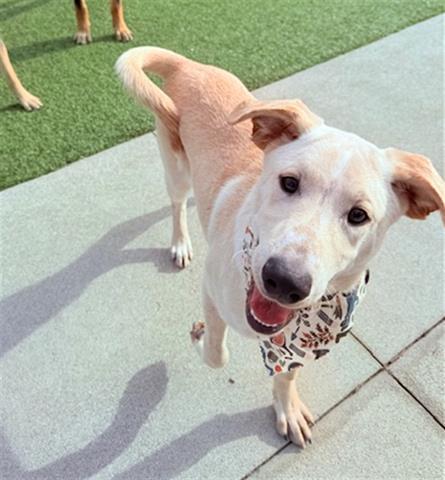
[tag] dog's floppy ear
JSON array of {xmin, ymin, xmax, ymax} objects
[
  {"xmin": 386, "ymin": 147, "xmax": 445, "ymax": 224},
  {"xmin": 229, "ymin": 99, "xmax": 323, "ymax": 150}
]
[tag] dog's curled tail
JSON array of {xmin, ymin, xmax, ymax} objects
[{"xmin": 115, "ymin": 47, "xmax": 183, "ymax": 148}]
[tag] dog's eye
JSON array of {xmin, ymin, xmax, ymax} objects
[
  {"xmin": 280, "ymin": 176, "xmax": 300, "ymax": 194},
  {"xmin": 347, "ymin": 207, "xmax": 369, "ymax": 226}
]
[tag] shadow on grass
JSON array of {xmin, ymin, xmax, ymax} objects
[
  {"xmin": 0, "ymin": 103, "xmax": 24, "ymax": 113},
  {"xmin": 0, "ymin": 0, "xmax": 25, "ymax": 10},
  {"xmin": 0, "ymin": 202, "xmax": 198, "ymax": 358},
  {"xmin": 0, "ymin": 361, "xmax": 169, "ymax": 479},
  {"xmin": 8, "ymin": 34, "xmax": 117, "ymax": 62},
  {"xmin": 0, "ymin": 0, "xmax": 52, "ymax": 22}
]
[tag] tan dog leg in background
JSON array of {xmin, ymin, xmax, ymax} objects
[
  {"xmin": 273, "ymin": 369, "xmax": 315, "ymax": 448},
  {"xmin": 110, "ymin": 0, "xmax": 133, "ymax": 42},
  {"xmin": 73, "ymin": 0, "xmax": 92, "ymax": 44},
  {"xmin": 0, "ymin": 41, "xmax": 42, "ymax": 111}
]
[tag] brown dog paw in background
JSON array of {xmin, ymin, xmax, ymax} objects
[
  {"xmin": 74, "ymin": 0, "xmax": 133, "ymax": 44},
  {"xmin": 0, "ymin": 1, "xmax": 134, "ymax": 110}
]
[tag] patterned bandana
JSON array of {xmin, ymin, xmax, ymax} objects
[{"xmin": 242, "ymin": 226, "xmax": 369, "ymax": 376}]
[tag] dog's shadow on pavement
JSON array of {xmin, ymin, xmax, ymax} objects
[
  {"xmin": 0, "ymin": 361, "xmax": 169, "ymax": 479},
  {"xmin": 0, "ymin": 201, "xmax": 284, "ymax": 479},
  {"xmin": 1, "ymin": 362, "xmax": 281, "ymax": 480},
  {"xmin": 0, "ymin": 204, "xmax": 191, "ymax": 358},
  {"xmin": 113, "ymin": 406, "xmax": 282, "ymax": 480}
]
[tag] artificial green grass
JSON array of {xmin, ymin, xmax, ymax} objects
[{"xmin": 0, "ymin": 0, "xmax": 443, "ymax": 190}]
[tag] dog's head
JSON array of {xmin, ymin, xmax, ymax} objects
[{"xmin": 230, "ymin": 99, "xmax": 445, "ymax": 335}]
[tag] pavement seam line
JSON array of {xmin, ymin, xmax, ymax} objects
[
  {"xmin": 384, "ymin": 368, "xmax": 445, "ymax": 430},
  {"xmin": 352, "ymin": 322, "xmax": 445, "ymax": 430},
  {"xmin": 385, "ymin": 316, "xmax": 444, "ymax": 367},
  {"xmin": 240, "ymin": 367, "xmax": 384, "ymax": 480},
  {"xmin": 244, "ymin": 319, "xmax": 445, "ymax": 479},
  {"xmin": 351, "ymin": 316, "xmax": 444, "ymax": 369}
]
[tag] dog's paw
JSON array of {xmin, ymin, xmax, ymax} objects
[
  {"xmin": 18, "ymin": 89, "xmax": 42, "ymax": 111},
  {"xmin": 171, "ymin": 237, "xmax": 193, "ymax": 269},
  {"xmin": 273, "ymin": 386, "xmax": 315, "ymax": 448},
  {"xmin": 115, "ymin": 25, "xmax": 133, "ymax": 42},
  {"xmin": 190, "ymin": 321, "xmax": 205, "ymax": 344},
  {"xmin": 74, "ymin": 30, "xmax": 92, "ymax": 45},
  {"xmin": 190, "ymin": 321, "xmax": 206, "ymax": 361}
]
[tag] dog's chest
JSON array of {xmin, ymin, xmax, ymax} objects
[{"xmin": 205, "ymin": 241, "xmax": 256, "ymax": 339}]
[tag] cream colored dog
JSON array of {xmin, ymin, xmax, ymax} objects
[{"xmin": 116, "ymin": 47, "xmax": 445, "ymax": 447}]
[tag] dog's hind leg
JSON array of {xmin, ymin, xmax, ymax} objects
[
  {"xmin": 156, "ymin": 121, "xmax": 193, "ymax": 269},
  {"xmin": 73, "ymin": 0, "xmax": 91, "ymax": 44},
  {"xmin": 191, "ymin": 289, "xmax": 229, "ymax": 368}
]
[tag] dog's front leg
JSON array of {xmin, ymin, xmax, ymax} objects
[
  {"xmin": 273, "ymin": 369, "xmax": 314, "ymax": 448},
  {"xmin": 110, "ymin": 0, "xmax": 133, "ymax": 42},
  {"xmin": 73, "ymin": 0, "xmax": 92, "ymax": 44},
  {"xmin": 190, "ymin": 291, "xmax": 229, "ymax": 369},
  {"xmin": 0, "ymin": 41, "xmax": 42, "ymax": 111}
]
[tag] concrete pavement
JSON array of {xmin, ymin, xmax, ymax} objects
[{"xmin": 1, "ymin": 14, "xmax": 444, "ymax": 480}]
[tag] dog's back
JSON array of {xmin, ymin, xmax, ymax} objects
[{"xmin": 116, "ymin": 47, "xmax": 262, "ymax": 229}]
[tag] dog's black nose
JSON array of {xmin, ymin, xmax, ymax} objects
[{"xmin": 262, "ymin": 256, "xmax": 312, "ymax": 305}]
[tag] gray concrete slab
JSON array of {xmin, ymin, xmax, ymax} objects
[
  {"xmin": 1, "ymin": 14, "xmax": 444, "ymax": 480},
  {"xmin": 249, "ymin": 371, "xmax": 445, "ymax": 480},
  {"xmin": 389, "ymin": 321, "xmax": 445, "ymax": 425},
  {"xmin": 0, "ymin": 120, "xmax": 378, "ymax": 480}
]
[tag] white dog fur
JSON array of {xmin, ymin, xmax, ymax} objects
[{"xmin": 116, "ymin": 47, "xmax": 445, "ymax": 448}]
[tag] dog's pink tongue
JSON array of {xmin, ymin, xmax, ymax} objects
[{"xmin": 250, "ymin": 285, "xmax": 291, "ymax": 325}]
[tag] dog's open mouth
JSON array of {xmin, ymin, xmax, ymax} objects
[{"xmin": 246, "ymin": 282, "xmax": 294, "ymax": 335}]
